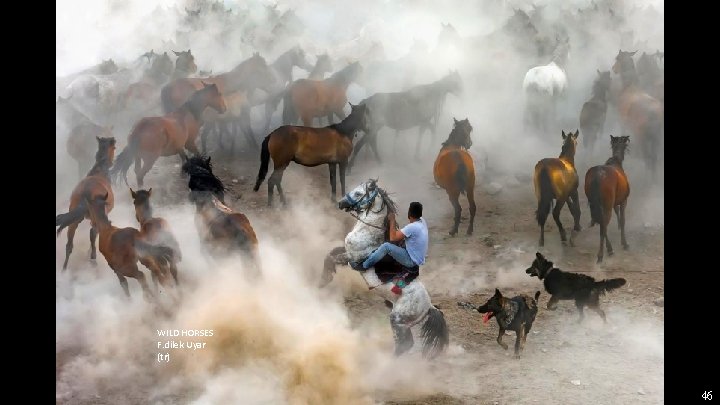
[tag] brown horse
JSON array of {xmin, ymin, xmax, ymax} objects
[
  {"xmin": 66, "ymin": 122, "xmax": 114, "ymax": 179},
  {"xmin": 85, "ymin": 192, "xmax": 175, "ymax": 300},
  {"xmin": 130, "ymin": 188, "xmax": 182, "ymax": 286},
  {"xmin": 579, "ymin": 70, "xmax": 611, "ymax": 152},
  {"xmin": 432, "ymin": 118, "xmax": 476, "ymax": 236},
  {"xmin": 200, "ymin": 90, "xmax": 256, "ymax": 154},
  {"xmin": 169, "ymin": 50, "xmax": 198, "ymax": 81},
  {"xmin": 56, "ymin": 137, "xmax": 116, "ymax": 271},
  {"xmin": 584, "ymin": 135, "xmax": 631, "ymax": 263},
  {"xmin": 612, "ymin": 50, "xmax": 663, "ymax": 179},
  {"xmin": 254, "ymin": 103, "xmax": 371, "ymax": 206},
  {"xmin": 110, "ymin": 82, "xmax": 226, "ymax": 187},
  {"xmin": 282, "ymin": 61, "xmax": 363, "ymax": 126},
  {"xmin": 160, "ymin": 52, "xmax": 275, "ymax": 114},
  {"xmin": 182, "ymin": 155, "xmax": 259, "ymax": 271},
  {"xmin": 534, "ymin": 130, "xmax": 582, "ymax": 247}
]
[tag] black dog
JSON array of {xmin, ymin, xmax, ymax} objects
[
  {"xmin": 460, "ymin": 288, "xmax": 541, "ymax": 358},
  {"xmin": 526, "ymin": 252, "xmax": 626, "ymax": 322}
]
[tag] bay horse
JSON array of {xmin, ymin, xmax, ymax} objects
[
  {"xmin": 66, "ymin": 123, "xmax": 114, "ymax": 179},
  {"xmin": 110, "ymin": 82, "xmax": 226, "ymax": 188},
  {"xmin": 260, "ymin": 53, "xmax": 333, "ymax": 134},
  {"xmin": 433, "ymin": 118, "xmax": 476, "ymax": 236},
  {"xmin": 130, "ymin": 188, "xmax": 182, "ymax": 286},
  {"xmin": 56, "ymin": 136, "xmax": 116, "ymax": 271},
  {"xmin": 584, "ymin": 135, "xmax": 631, "ymax": 263},
  {"xmin": 579, "ymin": 70, "xmax": 611, "ymax": 152},
  {"xmin": 323, "ymin": 178, "xmax": 449, "ymax": 358},
  {"xmin": 349, "ymin": 71, "xmax": 463, "ymax": 170},
  {"xmin": 253, "ymin": 103, "xmax": 371, "ymax": 206},
  {"xmin": 282, "ymin": 61, "xmax": 363, "ymax": 127},
  {"xmin": 523, "ymin": 38, "xmax": 570, "ymax": 133},
  {"xmin": 534, "ymin": 130, "xmax": 582, "ymax": 247},
  {"xmin": 85, "ymin": 192, "xmax": 175, "ymax": 300},
  {"xmin": 612, "ymin": 50, "xmax": 663, "ymax": 179},
  {"xmin": 169, "ymin": 50, "xmax": 198, "ymax": 81},
  {"xmin": 182, "ymin": 155, "xmax": 260, "ymax": 272}
]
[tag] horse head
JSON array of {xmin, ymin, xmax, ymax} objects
[{"xmin": 338, "ymin": 178, "xmax": 382, "ymax": 213}]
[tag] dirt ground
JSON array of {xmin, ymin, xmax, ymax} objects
[{"xmin": 56, "ymin": 138, "xmax": 664, "ymax": 404}]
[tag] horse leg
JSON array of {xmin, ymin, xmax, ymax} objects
[
  {"xmin": 390, "ymin": 312, "xmax": 414, "ymax": 356},
  {"xmin": 169, "ymin": 262, "xmax": 180, "ymax": 286},
  {"xmin": 328, "ymin": 163, "xmax": 337, "ymax": 201},
  {"xmin": 200, "ymin": 124, "xmax": 211, "ymax": 154},
  {"xmin": 568, "ymin": 189, "xmax": 582, "ymax": 246},
  {"xmin": 137, "ymin": 155, "xmax": 159, "ymax": 189},
  {"xmin": 448, "ymin": 191, "xmax": 461, "ymax": 236},
  {"xmin": 267, "ymin": 169, "xmax": 278, "ymax": 207},
  {"xmin": 615, "ymin": 202, "xmax": 629, "ymax": 250},
  {"xmin": 369, "ymin": 128, "xmax": 382, "ymax": 163},
  {"xmin": 125, "ymin": 263, "xmax": 154, "ymax": 301},
  {"xmin": 348, "ymin": 133, "xmax": 368, "ymax": 173},
  {"xmin": 274, "ymin": 168, "xmax": 288, "ymax": 206},
  {"xmin": 89, "ymin": 225, "xmax": 98, "ymax": 261},
  {"xmin": 115, "ymin": 272, "xmax": 131, "ymax": 298},
  {"xmin": 466, "ymin": 185, "xmax": 476, "ymax": 236},
  {"xmin": 552, "ymin": 199, "xmax": 568, "ymax": 243},
  {"xmin": 240, "ymin": 109, "xmax": 258, "ymax": 151},
  {"xmin": 339, "ymin": 162, "xmax": 347, "ymax": 197},
  {"xmin": 62, "ymin": 222, "xmax": 79, "ymax": 271}
]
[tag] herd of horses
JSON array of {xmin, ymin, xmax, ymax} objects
[{"xmin": 56, "ymin": 3, "xmax": 663, "ymax": 359}]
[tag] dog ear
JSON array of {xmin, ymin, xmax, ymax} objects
[
  {"xmin": 494, "ymin": 288, "xmax": 502, "ymax": 297},
  {"xmin": 536, "ymin": 251, "xmax": 544, "ymax": 261}
]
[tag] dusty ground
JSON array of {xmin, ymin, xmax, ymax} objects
[{"xmin": 56, "ymin": 137, "xmax": 664, "ymax": 404}]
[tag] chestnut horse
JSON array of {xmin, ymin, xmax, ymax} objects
[
  {"xmin": 182, "ymin": 155, "xmax": 260, "ymax": 272},
  {"xmin": 131, "ymin": 188, "xmax": 182, "ymax": 286},
  {"xmin": 85, "ymin": 193, "xmax": 175, "ymax": 300},
  {"xmin": 282, "ymin": 61, "xmax": 363, "ymax": 127},
  {"xmin": 110, "ymin": 82, "xmax": 226, "ymax": 187},
  {"xmin": 254, "ymin": 103, "xmax": 371, "ymax": 206},
  {"xmin": 584, "ymin": 135, "xmax": 631, "ymax": 263},
  {"xmin": 56, "ymin": 137, "xmax": 116, "ymax": 270},
  {"xmin": 534, "ymin": 130, "xmax": 582, "ymax": 247},
  {"xmin": 432, "ymin": 118, "xmax": 476, "ymax": 236},
  {"xmin": 612, "ymin": 50, "xmax": 663, "ymax": 179}
]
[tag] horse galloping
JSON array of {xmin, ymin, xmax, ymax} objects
[
  {"xmin": 534, "ymin": 130, "xmax": 582, "ymax": 247},
  {"xmin": 111, "ymin": 82, "xmax": 226, "ymax": 188},
  {"xmin": 254, "ymin": 103, "xmax": 371, "ymax": 206},
  {"xmin": 585, "ymin": 135, "xmax": 631, "ymax": 263},
  {"xmin": 432, "ymin": 118, "xmax": 476, "ymax": 236},
  {"xmin": 322, "ymin": 178, "xmax": 449, "ymax": 358}
]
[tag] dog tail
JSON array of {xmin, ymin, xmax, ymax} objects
[{"xmin": 594, "ymin": 278, "xmax": 627, "ymax": 293}]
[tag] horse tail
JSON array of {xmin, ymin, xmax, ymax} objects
[
  {"xmin": 253, "ymin": 135, "xmax": 271, "ymax": 192},
  {"xmin": 282, "ymin": 90, "xmax": 297, "ymax": 125},
  {"xmin": 420, "ymin": 305, "xmax": 450, "ymax": 359},
  {"xmin": 110, "ymin": 129, "xmax": 140, "ymax": 187},
  {"xmin": 587, "ymin": 171, "xmax": 603, "ymax": 227},
  {"xmin": 535, "ymin": 166, "xmax": 553, "ymax": 226},
  {"xmin": 135, "ymin": 239, "xmax": 174, "ymax": 267},
  {"xmin": 453, "ymin": 151, "xmax": 468, "ymax": 195},
  {"xmin": 56, "ymin": 200, "xmax": 87, "ymax": 237},
  {"xmin": 160, "ymin": 84, "xmax": 174, "ymax": 114}
]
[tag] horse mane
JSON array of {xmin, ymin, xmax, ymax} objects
[
  {"xmin": 87, "ymin": 143, "xmax": 113, "ymax": 177},
  {"xmin": 441, "ymin": 122, "xmax": 466, "ymax": 148},
  {"xmin": 328, "ymin": 106, "xmax": 364, "ymax": 136},
  {"xmin": 182, "ymin": 155, "xmax": 227, "ymax": 202},
  {"xmin": 180, "ymin": 85, "xmax": 214, "ymax": 119},
  {"xmin": 377, "ymin": 187, "xmax": 398, "ymax": 214},
  {"xmin": 329, "ymin": 63, "xmax": 359, "ymax": 84}
]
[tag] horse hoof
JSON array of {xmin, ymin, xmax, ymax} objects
[
  {"xmin": 466, "ymin": 230, "xmax": 473, "ymax": 236},
  {"xmin": 574, "ymin": 225, "xmax": 582, "ymax": 232},
  {"xmin": 513, "ymin": 353, "xmax": 521, "ymax": 359},
  {"xmin": 596, "ymin": 257, "xmax": 603, "ymax": 264},
  {"xmin": 449, "ymin": 230, "xmax": 458, "ymax": 237},
  {"xmin": 608, "ymin": 251, "xmax": 614, "ymax": 257}
]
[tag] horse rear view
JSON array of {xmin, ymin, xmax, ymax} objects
[
  {"xmin": 533, "ymin": 130, "xmax": 581, "ymax": 247},
  {"xmin": 579, "ymin": 70, "xmax": 611, "ymax": 152},
  {"xmin": 585, "ymin": 135, "xmax": 631, "ymax": 263},
  {"xmin": 433, "ymin": 118, "xmax": 476, "ymax": 236}
]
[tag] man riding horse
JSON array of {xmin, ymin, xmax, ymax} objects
[{"xmin": 349, "ymin": 202, "xmax": 429, "ymax": 294}]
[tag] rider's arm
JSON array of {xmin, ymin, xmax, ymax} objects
[{"xmin": 387, "ymin": 214, "xmax": 406, "ymax": 242}]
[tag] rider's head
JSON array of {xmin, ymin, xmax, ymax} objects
[{"xmin": 408, "ymin": 202, "xmax": 423, "ymax": 220}]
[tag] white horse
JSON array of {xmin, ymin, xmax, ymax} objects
[
  {"xmin": 523, "ymin": 38, "xmax": 570, "ymax": 133},
  {"xmin": 321, "ymin": 178, "xmax": 449, "ymax": 358}
]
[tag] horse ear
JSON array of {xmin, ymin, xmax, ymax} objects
[
  {"xmin": 561, "ymin": 130, "xmax": 566, "ymax": 139},
  {"xmin": 148, "ymin": 188, "xmax": 152, "ymax": 196},
  {"xmin": 173, "ymin": 50, "xmax": 180, "ymax": 56},
  {"xmin": 187, "ymin": 49, "xmax": 190, "ymax": 54},
  {"xmin": 574, "ymin": 129, "xmax": 580, "ymax": 138},
  {"xmin": 130, "ymin": 188, "xmax": 136, "ymax": 199},
  {"xmin": 206, "ymin": 156, "xmax": 211, "ymax": 165},
  {"xmin": 610, "ymin": 135, "xmax": 616, "ymax": 141},
  {"xmin": 453, "ymin": 117, "xmax": 458, "ymax": 124},
  {"xmin": 629, "ymin": 50, "xmax": 637, "ymax": 56}
]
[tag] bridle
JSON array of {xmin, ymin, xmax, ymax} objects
[{"xmin": 343, "ymin": 184, "xmax": 389, "ymax": 231}]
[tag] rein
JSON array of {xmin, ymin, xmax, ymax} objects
[{"xmin": 350, "ymin": 212, "xmax": 385, "ymax": 230}]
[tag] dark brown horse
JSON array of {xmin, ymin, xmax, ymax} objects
[
  {"xmin": 282, "ymin": 62, "xmax": 363, "ymax": 127},
  {"xmin": 584, "ymin": 135, "xmax": 631, "ymax": 263},
  {"xmin": 66, "ymin": 122, "xmax": 114, "ymax": 179},
  {"xmin": 612, "ymin": 50, "xmax": 663, "ymax": 179},
  {"xmin": 182, "ymin": 155, "xmax": 259, "ymax": 271},
  {"xmin": 534, "ymin": 130, "xmax": 582, "ymax": 247},
  {"xmin": 110, "ymin": 83, "xmax": 226, "ymax": 187},
  {"xmin": 85, "ymin": 193, "xmax": 175, "ymax": 300},
  {"xmin": 432, "ymin": 118, "xmax": 476, "ymax": 236},
  {"xmin": 56, "ymin": 137, "xmax": 116, "ymax": 271},
  {"xmin": 169, "ymin": 50, "xmax": 198, "ymax": 81},
  {"xmin": 254, "ymin": 103, "xmax": 370, "ymax": 206},
  {"xmin": 130, "ymin": 188, "xmax": 182, "ymax": 286},
  {"xmin": 579, "ymin": 70, "xmax": 611, "ymax": 152}
]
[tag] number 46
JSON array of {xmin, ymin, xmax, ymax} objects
[{"xmin": 703, "ymin": 391, "xmax": 713, "ymax": 400}]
